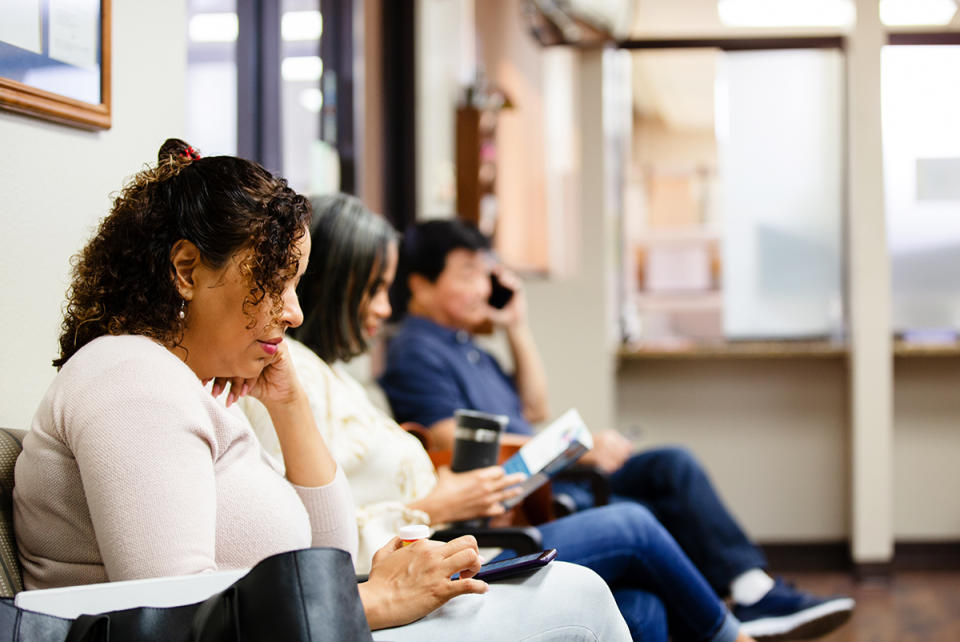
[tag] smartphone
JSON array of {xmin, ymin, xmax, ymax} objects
[
  {"xmin": 473, "ymin": 549, "xmax": 557, "ymax": 582},
  {"xmin": 488, "ymin": 273, "xmax": 515, "ymax": 309}
]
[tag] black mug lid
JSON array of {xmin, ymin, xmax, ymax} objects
[{"xmin": 454, "ymin": 409, "xmax": 509, "ymax": 431}]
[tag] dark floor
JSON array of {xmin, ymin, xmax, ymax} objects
[{"xmin": 779, "ymin": 571, "xmax": 960, "ymax": 642}]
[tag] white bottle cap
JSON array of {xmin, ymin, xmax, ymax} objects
[{"xmin": 398, "ymin": 524, "xmax": 431, "ymax": 541}]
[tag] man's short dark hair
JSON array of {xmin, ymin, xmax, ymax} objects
[
  {"xmin": 390, "ymin": 219, "xmax": 491, "ymax": 318},
  {"xmin": 293, "ymin": 193, "xmax": 398, "ymax": 363}
]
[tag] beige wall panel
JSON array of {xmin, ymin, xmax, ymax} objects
[
  {"xmin": 894, "ymin": 360, "xmax": 960, "ymax": 539},
  {"xmin": 617, "ymin": 359, "xmax": 849, "ymax": 540}
]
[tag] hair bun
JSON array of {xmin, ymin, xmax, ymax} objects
[{"xmin": 158, "ymin": 138, "xmax": 202, "ymax": 164}]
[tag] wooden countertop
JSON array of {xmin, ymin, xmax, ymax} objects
[{"xmin": 618, "ymin": 340, "xmax": 847, "ymax": 360}]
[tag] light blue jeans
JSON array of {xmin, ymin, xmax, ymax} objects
[{"xmin": 371, "ymin": 561, "xmax": 630, "ymax": 641}]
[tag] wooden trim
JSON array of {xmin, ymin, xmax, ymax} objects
[
  {"xmin": 894, "ymin": 542, "xmax": 960, "ymax": 571},
  {"xmin": 0, "ymin": 0, "xmax": 111, "ymax": 130},
  {"xmin": 618, "ymin": 340, "xmax": 848, "ymax": 361},
  {"xmin": 760, "ymin": 540, "xmax": 960, "ymax": 574},
  {"xmin": 888, "ymin": 32, "xmax": 960, "ymax": 46},
  {"xmin": 616, "ymin": 36, "xmax": 845, "ymax": 51},
  {"xmin": 762, "ymin": 542, "xmax": 851, "ymax": 573},
  {"xmin": 854, "ymin": 561, "xmax": 893, "ymax": 581}
]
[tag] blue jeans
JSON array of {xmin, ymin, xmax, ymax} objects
[
  {"xmin": 496, "ymin": 504, "xmax": 739, "ymax": 642},
  {"xmin": 553, "ymin": 446, "xmax": 767, "ymax": 596}
]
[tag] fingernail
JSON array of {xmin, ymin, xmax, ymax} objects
[{"xmin": 240, "ymin": 383, "xmax": 249, "ymax": 397}]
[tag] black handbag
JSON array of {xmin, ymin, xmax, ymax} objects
[{"xmin": 1, "ymin": 548, "xmax": 372, "ymax": 641}]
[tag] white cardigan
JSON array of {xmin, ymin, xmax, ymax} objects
[{"xmin": 242, "ymin": 338, "xmax": 438, "ymax": 573}]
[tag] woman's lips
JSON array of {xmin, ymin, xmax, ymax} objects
[{"xmin": 258, "ymin": 338, "xmax": 281, "ymax": 355}]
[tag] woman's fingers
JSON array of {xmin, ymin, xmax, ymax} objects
[
  {"xmin": 210, "ymin": 377, "xmax": 228, "ymax": 397},
  {"xmin": 371, "ymin": 537, "xmax": 403, "ymax": 566},
  {"xmin": 440, "ymin": 546, "xmax": 483, "ymax": 578},
  {"xmin": 447, "ymin": 577, "xmax": 489, "ymax": 597}
]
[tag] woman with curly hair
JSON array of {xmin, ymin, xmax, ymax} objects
[{"xmin": 12, "ymin": 139, "xmax": 629, "ymax": 639}]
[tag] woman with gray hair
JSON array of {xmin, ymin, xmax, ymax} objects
[{"xmin": 242, "ymin": 193, "xmax": 756, "ymax": 642}]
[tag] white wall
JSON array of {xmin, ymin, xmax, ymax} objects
[{"xmin": 0, "ymin": 0, "xmax": 187, "ymax": 429}]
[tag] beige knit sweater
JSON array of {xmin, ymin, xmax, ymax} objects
[{"xmin": 13, "ymin": 334, "xmax": 357, "ymax": 590}]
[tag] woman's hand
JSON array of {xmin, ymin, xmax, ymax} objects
[
  {"xmin": 408, "ymin": 466, "xmax": 526, "ymax": 525},
  {"xmin": 358, "ymin": 536, "xmax": 488, "ymax": 630},
  {"xmin": 208, "ymin": 340, "xmax": 302, "ymax": 409}
]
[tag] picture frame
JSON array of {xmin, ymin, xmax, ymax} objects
[{"xmin": 0, "ymin": 0, "xmax": 111, "ymax": 130}]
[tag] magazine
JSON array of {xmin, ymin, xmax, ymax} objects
[{"xmin": 500, "ymin": 409, "xmax": 593, "ymax": 510}]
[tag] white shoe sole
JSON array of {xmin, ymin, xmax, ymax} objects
[{"xmin": 739, "ymin": 597, "xmax": 856, "ymax": 640}]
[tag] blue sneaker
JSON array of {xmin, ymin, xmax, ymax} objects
[{"xmin": 734, "ymin": 578, "xmax": 855, "ymax": 640}]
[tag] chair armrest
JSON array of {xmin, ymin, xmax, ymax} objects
[
  {"xmin": 553, "ymin": 465, "xmax": 611, "ymax": 506},
  {"xmin": 432, "ymin": 526, "xmax": 543, "ymax": 555}
]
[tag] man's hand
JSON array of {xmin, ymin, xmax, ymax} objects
[{"xmin": 579, "ymin": 429, "xmax": 634, "ymax": 474}]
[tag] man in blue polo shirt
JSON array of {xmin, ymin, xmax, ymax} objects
[{"xmin": 380, "ymin": 219, "xmax": 854, "ymax": 641}]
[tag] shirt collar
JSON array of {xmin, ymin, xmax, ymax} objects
[{"xmin": 405, "ymin": 315, "xmax": 474, "ymax": 345}]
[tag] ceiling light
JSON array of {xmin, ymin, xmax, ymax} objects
[
  {"xmin": 189, "ymin": 13, "xmax": 238, "ymax": 43},
  {"xmin": 282, "ymin": 11, "xmax": 323, "ymax": 41},
  {"xmin": 880, "ymin": 0, "xmax": 957, "ymax": 26},
  {"xmin": 718, "ymin": 0, "xmax": 855, "ymax": 28},
  {"xmin": 299, "ymin": 88, "xmax": 324, "ymax": 113},
  {"xmin": 282, "ymin": 56, "xmax": 323, "ymax": 82}
]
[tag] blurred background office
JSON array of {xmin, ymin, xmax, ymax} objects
[{"xmin": 2, "ymin": 1, "xmax": 960, "ymax": 638}]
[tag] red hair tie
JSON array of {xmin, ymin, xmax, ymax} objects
[{"xmin": 179, "ymin": 146, "xmax": 201, "ymax": 161}]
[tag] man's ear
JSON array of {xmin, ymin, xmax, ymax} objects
[
  {"xmin": 407, "ymin": 273, "xmax": 432, "ymax": 306},
  {"xmin": 170, "ymin": 239, "xmax": 202, "ymax": 301}
]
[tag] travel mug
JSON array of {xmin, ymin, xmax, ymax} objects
[{"xmin": 450, "ymin": 409, "xmax": 509, "ymax": 473}]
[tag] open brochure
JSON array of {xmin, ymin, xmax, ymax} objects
[{"xmin": 500, "ymin": 409, "xmax": 593, "ymax": 510}]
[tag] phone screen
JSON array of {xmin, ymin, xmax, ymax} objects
[
  {"xmin": 472, "ymin": 549, "xmax": 557, "ymax": 582},
  {"xmin": 477, "ymin": 551, "xmax": 544, "ymax": 573}
]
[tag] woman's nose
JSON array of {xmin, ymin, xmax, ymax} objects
[
  {"xmin": 372, "ymin": 292, "xmax": 392, "ymax": 319},
  {"xmin": 282, "ymin": 294, "xmax": 304, "ymax": 328}
]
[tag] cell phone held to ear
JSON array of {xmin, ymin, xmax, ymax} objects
[
  {"xmin": 473, "ymin": 549, "xmax": 558, "ymax": 582},
  {"xmin": 488, "ymin": 273, "xmax": 515, "ymax": 309}
]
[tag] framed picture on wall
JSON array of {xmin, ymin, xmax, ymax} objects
[{"xmin": 0, "ymin": 0, "xmax": 111, "ymax": 130}]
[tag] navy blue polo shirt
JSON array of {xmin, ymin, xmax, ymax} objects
[{"xmin": 379, "ymin": 315, "xmax": 533, "ymax": 435}]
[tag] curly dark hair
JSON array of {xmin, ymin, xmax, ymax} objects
[{"xmin": 54, "ymin": 138, "xmax": 312, "ymax": 368}]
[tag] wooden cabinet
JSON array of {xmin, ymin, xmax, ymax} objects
[{"xmin": 455, "ymin": 105, "xmax": 499, "ymax": 234}]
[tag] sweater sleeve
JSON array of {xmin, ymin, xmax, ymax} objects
[
  {"xmin": 62, "ymin": 360, "xmax": 220, "ymax": 582},
  {"xmin": 354, "ymin": 501, "xmax": 431, "ymax": 574},
  {"xmin": 291, "ymin": 465, "xmax": 359, "ymax": 559}
]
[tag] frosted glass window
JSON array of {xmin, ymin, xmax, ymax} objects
[
  {"xmin": 186, "ymin": 0, "xmax": 237, "ymax": 156},
  {"xmin": 718, "ymin": 49, "xmax": 844, "ymax": 340},
  {"xmin": 882, "ymin": 46, "xmax": 960, "ymax": 333},
  {"xmin": 280, "ymin": 0, "xmax": 326, "ymax": 195}
]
